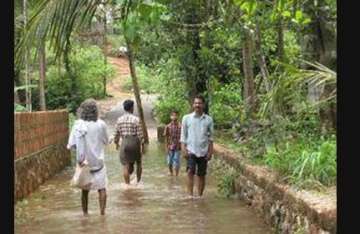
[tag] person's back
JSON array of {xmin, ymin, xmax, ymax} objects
[
  {"xmin": 113, "ymin": 100, "xmax": 144, "ymax": 185},
  {"xmin": 67, "ymin": 99, "xmax": 109, "ymax": 216},
  {"xmin": 115, "ymin": 113, "xmax": 141, "ymax": 138},
  {"xmin": 81, "ymin": 119, "xmax": 108, "ymax": 170}
]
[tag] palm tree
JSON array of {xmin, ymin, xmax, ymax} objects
[{"xmin": 15, "ymin": 0, "xmax": 155, "ymax": 143}]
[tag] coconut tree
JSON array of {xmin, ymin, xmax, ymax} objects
[{"xmin": 15, "ymin": 0, "xmax": 167, "ymax": 143}]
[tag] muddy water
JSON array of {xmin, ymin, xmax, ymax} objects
[{"xmin": 15, "ymin": 139, "xmax": 272, "ymax": 234}]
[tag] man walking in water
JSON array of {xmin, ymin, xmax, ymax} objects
[
  {"xmin": 163, "ymin": 110, "xmax": 182, "ymax": 176},
  {"xmin": 180, "ymin": 95, "xmax": 214, "ymax": 198},
  {"xmin": 114, "ymin": 99, "xmax": 144, "ymax": 185}
]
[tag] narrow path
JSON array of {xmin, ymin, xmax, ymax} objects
[
  {"xmin": 96, "ymin": 56, "xmax": 158, "ymax": 138},
  {"xmin": 15, "ymin": 57, "xmax": 272, "ymax": 233}
]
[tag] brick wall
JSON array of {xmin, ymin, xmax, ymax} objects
[
  {"xmin": 14, "ymin": 110, "xmax": 69, "ymax": 160},
  {"xmin": 14, "ymin": 110, "xmax": 71, "ymax": 201}
]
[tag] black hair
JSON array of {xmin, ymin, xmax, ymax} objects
[
  {"xmin": 193, "ymin": 94, "xmax": 205, "ymax": 103},
  {"xmin": 79, "ymin": 99, "xmax": 98, "ymax": 121},
  {"xmin": 171, "ymin": 110, "xmax": 179, "ymax": 115},
  {"xmin": 123, "ymin": 99, "xmax": 134, "ymax": 111}
]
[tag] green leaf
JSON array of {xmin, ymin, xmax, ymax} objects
[
  {"xmin": 302, "ymin": 18, "xmax": 311, "ymax": 25},
  {"xmin": 295, "ymin": 10, "xmax": 303, "ymax": 21},
  {"xmin": 282, "ymin": 10, "xmax": 291, "ymax": 18}
]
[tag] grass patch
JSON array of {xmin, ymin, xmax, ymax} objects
[{"xmin": 215, "ymin": 130, "xmax": 336, "ymax": 190}]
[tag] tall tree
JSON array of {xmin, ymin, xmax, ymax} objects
[
  {"xmin": 23, "ymin": 0, "xmax": 32, "ymax": 111},
  {"xmin": 38, "ymin": 41, "xmax": 46, "ymax": 110},
  {"xmin": 242, "ymin": 29, "xmax": 257, "ymax": 117},
  {"xmin": 254, "ymin": 22, "xmax": 271, "ymax": 92},
  {"xmin": 125, "ymin": 39, "xmax": 149, "ymax": 144}
]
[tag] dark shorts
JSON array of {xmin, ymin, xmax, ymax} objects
[
  {"xmin": 119, "ymin": 135, "xmax": 141, "ymax": 166},
  {"xmin": 186, "ymin": 153, "xmax": 208, "ymax": 176}
]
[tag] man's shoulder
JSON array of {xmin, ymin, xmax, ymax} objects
[
  {"xmin": 182, "ymin": 113, "xmax": 193, "ymax": 120},
  {"xmin": 204, "ymin": 114, "xmax": 213, "ymax": 122},
  {"xmin": 117, "ymin": 113, "xmax": 139, "ymax": 122},
  {"xmin": 97, "ymin": 119, "xmax": 107, "ymax": 126},
  {"xmin": 132, "ymin": 115, "xmax": 140, "ymax": 122}
]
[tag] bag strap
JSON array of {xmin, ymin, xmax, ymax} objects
[{"xmin": 90, "ymin": 164, "xmax": 104, "ymax": 173}]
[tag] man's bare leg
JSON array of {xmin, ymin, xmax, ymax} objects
[
  {"xmin": 198, "ymin": 176, "xmax": 206, "ymax": 197},
  {"xmin": 98, "ymin": 189, "xmax": 107, "ymax": 215},
  {"xmin": 123, "ymin": 165, "xmax": 130, "ymax": 184},
  {"xmin": 136, "ymin": 161, "xmax": 142, "ymax": 183},
  {"xmin": 169, "ymin": 165, "xmax": 173, "ymax": 176},
  {"xmin": 175, "ymin": 166, "xmax": 179, "ymax": 176},
  {"xmin": 128, "ymin": 163, "xmax": 134, "ymax": 175},
  {"xmin": 187, "ymin": 172, "xmax": 194, "ymax": 196},
  {"xmin": 81, "ymin": 190, "xmax": 89, "ymax": 216}
]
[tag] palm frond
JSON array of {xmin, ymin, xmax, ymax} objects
[{"xmin": 15, "ymin": 0, "xmax": 105, "ymax": 66}]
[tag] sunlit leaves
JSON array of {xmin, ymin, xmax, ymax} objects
[{"xmin": 121, "ymin": 0, "xmax": 167, "ymax": 49}]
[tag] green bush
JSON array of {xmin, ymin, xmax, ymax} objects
[
  {"xmin": 209, "ymin": 82, "xmax": 243, "ymax": 128},
  {"xmin": 264, "ymin": 135, "xmax": 336, "ymax": 188},
  {"xmin": 45, "ymin": 45, "xmax": 115, "ymax": 111},
  {"xmin": 211, "ymin": 158, "xmax": 239, "ymax": 197},
  {"xmin": 151, "ymin": 58, "xmax": 192, "ymax": 124},
  {"xmin": 122, "ymin": 64, "xmax": 160, "ymax": 94},
  {"xmin": 14, "ymin": 103, "xmax": 27, "ymax": 112},
  {"xmin": 154, "ymin": 94, "xmax": 189, "ymax": 124}
]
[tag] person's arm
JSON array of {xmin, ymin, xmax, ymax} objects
[
  {"xmin": 137, "ymin": 121, "xmax": 145, "ymax": 154},
  {"xmin": 180, "ymin": 116, "xmax": 188, "ymax": 159},
  {"xmin": 163, "ymin": 125, "xmax": 168, "ymax": 151},
  {"xmin": 206, "ymin": 118, "xmax": 214, "ymax": 161},
  {"xmin": 67, "ymin": 125, "xmax": 76, "ymax": 150},
  {"xmin": 114, "ymin": 121, "xmax": 121, "ymax": 150},
  {"xmin": 102, "ymin": 121, "xmax": 110, "ymax": 145}
]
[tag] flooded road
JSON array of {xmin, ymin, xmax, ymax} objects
[
  {"xmin": 15, "ymin": 139, "xmax": 272, "ymax": 234},
  {"xmin": 15, "ymin": 61, "xmax": 272, "ymax": 233}
]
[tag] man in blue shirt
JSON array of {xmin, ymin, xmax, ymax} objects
[{"xmin": 180, "ymin": 95, "xmax": 214, "ymax": 198}]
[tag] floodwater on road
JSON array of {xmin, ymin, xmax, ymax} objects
[{"xmin": 15, "ymin": 139, "xmax": 272, "ymax": 234}]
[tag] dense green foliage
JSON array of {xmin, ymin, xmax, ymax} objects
[
  {"xmin": 264, "ymin": 136, "xmax": 336, "ymax": 188},
  {"xmin": 122, "ymin": 64, "xmax": 160, "ymax": 94},
  {"xmin": 211, "ymin": 158, "xmax": 239, "ymax": 198},
  {"xmin": 43, "ymin": 44, "xmax": 114, "ymax": 111},
  {"xmin": 209, "ymin": 82, "xmax": 243, "ymax": 128},
  {"xmin": 15, "ymin": 0, "xmax": 337, "ymax": 190}
]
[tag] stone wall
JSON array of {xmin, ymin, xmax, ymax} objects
[
  {"xmin": 14, "ymin": 110, "xmax": 71, "ymax": 201},
  {"xmin": 214, "ymin": 144, "xmax": 336, "ymax": 234}
]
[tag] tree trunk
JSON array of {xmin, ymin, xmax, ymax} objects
[
  {"xmin": 64, "ymin": 40, "xmax": 77, "ymax": 113},
  {"xmin": 14, "ymin": 87, "xmax": 20, "ymax": 104},
  {"xmin": 125, "ymin": 39, "xmax": 149, "ymax": 144},
  {"xmin": 39, "ymin": 42, "xmax": 46, "ymax": 111},
  {"xmin": 102, "ymin": 11, "xmax": 107, "ymax": 97},
  {"xmin": 14, "ymin": 70, "xmax": 22, "ymax": 104},
  {"xmin": 183, "ymin": 4, "xmax": 209, "ymax": 112},
  {"xmin": 23, "ymin": 0, "xmax": 31, "ymax": 111},
  {"xmin": 242, "ymin": 29, "xmax": 257, "ymax": 117},
  {"xmin": 254, "ymin": 22, "xmax": 271, "ymax": 92}
]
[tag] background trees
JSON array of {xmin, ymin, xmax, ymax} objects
[{"xmin": 15, "ymin": 0, "xmax": 336, "ymax": 189}]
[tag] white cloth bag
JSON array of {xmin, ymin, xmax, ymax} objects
[{"xmin": 70, "ymin": 163, "xmax": 92, "ymax": 189}]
